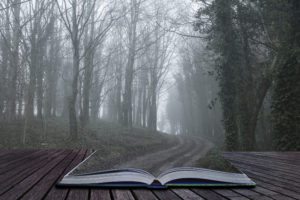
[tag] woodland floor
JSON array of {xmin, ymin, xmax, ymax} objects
[
  {"xmin": 0, "ymin": 118, "xmax": 176, "ymax": 159},
  {"xmin": 0, "ymin": 118, "xmax": 214, "ymax": 168},
  {"xmin": 116, "ymin": 136, "xmax": 215, "ymax": 176}
]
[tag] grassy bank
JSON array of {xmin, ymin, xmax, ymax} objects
[
  {"xmin": 0, "ymin": 118, "xmax": 178, "ymax": 161},
  {"xmin": 196, "ymin": 148, "xmax": 238, "ymax": 173}
]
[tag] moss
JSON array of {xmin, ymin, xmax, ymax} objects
[{"xmin": 196, "ymin": 148, "xmax": 240, "ymax": 173}]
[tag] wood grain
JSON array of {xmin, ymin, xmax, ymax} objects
[{"xmin": 0, "ymin": 150, "xmax": 299, "ymax": 200}]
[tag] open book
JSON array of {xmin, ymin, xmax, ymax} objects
[{"xmin": 58, "ymin": 151, "xmax": 256, "ymax": 188}]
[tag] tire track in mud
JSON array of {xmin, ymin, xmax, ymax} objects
[
  {"xmin": 157, "ymin": 136, "xmax": 214, "ymax": 174},
  {"xmin": 113, "ymin": 136, "xmax": 184, "ymax": 172},
  {"xmin": 115, "ymin": 136, "xmax": 214, "ymax": 176}
]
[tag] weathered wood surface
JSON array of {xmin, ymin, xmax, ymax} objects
[{"xmin": 0, "ymin": 150, "xmax": 299, "ymax": 200}]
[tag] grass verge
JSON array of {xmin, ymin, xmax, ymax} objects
[{"xmin": 0, "ymin": 117, "xmax": 178, "ymax": 161}]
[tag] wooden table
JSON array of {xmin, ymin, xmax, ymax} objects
[{"xmin": 0, "ymin": 150, "xmax": 299, "ymax": 200}]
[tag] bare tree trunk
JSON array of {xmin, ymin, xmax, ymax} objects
[
  {"xmin": 122, "ymin": 0, "xmax": 139, "ymax": 127},
  {"xmin": 135, "ymin": 86, "xmax": 142, "ymax": 126},
  {"xmin": 51, "ymin": 62, "xmax": 59, "ymax": 117},
  {"xmin": 90, "ymin": 72, "xmax": 100, "ymax": 120},
  {"xmin": 69, "ymin": 38, "xmax": 80, "ymax": 140},
  {"xmin": 45, "ymin": 62, "xmax": 53, "ymax": 118},
  {"xmin": 81, "ymin": 6, "xmax": 95, "ymax": 127},
  {"xmin": 8, "ymin": 0, "xmax": 21, "ymax": 120},
  {"xmin": 17, "ymin": 65, "xmax": 25, "ymax": 118},
  {"xmin": 18, "ymin": 89, "xmax": 23, "ymax": 117},
  {"xmin": 148, "ymin": 27, "xmax": 159, "ymax": 131},
  {"xmin": 26, "ymin": 1, "xmax": 42, "ymax": 120},
  {"xmin": 123, "ymin": 51, "xmax": 135, "ymax": 127},
  {"xmin": 81, "ymin": 61, "xmax": 93, "ymax": 126},
  {"xmin": 36, "ymin": 45, "xmax": 44, "ymax": 118},
  {"xmin": 0, "ymin": 6, "xmax": 10, "ymax": 118},
  {"xmin": 61, "ymin": 63, "xmax": 71, "ymax": 118},
  {"xmin": 116, "ymin": 67, "xmax": 122, "ymax": 123},
  {"xmin": 90, "ymin": 52, "xmax": 109, "ymax": 120},
  {"xmin": 26, "ymin": 38, "xmax": 37, "ymax": 119},
  {"xmin": 56, "ymin": 0, "xmax": 97, "ymax": 139},
  {"xmin": 44, "ymin": 6, "xmax": 57, "ymax": 118},
  {"xmin": 148, "ymin": 82, "xmax": 157, "ymax": 131},
  {"xmin": 142, "ymin": 87, "xmax": 148, "ymax": 128}
]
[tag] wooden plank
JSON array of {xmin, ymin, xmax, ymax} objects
[
  {"xmin": 223, "ymin": 152, "xmax": 299, "ymax": 165},
  {"xmin": 225, "ymin": 160, "xmax": 300, "ymax": 184},
  {"xmin": 0, "ymin": 150, "xmax": 62, "ymax": 195},
  {"xmin": 267, "ymin": 194, "xmax": 295, "ymax": 200},
  {"xmin": 251, "ymin": 186, "xmax": 294, "ymax": 200},
  {"xmin": 232, "ymin": 161, "xmax": 300, "ymax": 186},
  {"xmin": 66, "ymin": 188, "xmax": 89, "ymax": 200},
  {"xmin": 228, "ymin": 197, "xmax": 249, "ymax": 200},
  {"xmin": 0, "ymin": 150, "xmax": 71, "ymax": 200},
  {"xmin": 0, "ymin": 150, "xmax": 49, "ymax": 175},
  {"xmin": 213, "ymin": 189, "xmax": 250, "ymax": 199},
  {"xmin": 251, "ymin": 186, "xmax": 278, "ymax": 196},
  {"xmin": 90, "ymin": 189, "xmax": 111, "ymax": 200},
  {"xmin": 0, "ymin": 150, "xmax": 36, "ymax": 163},
  {"xmin": 232, "ymin": 188, "xmax": 262, "ymax": 196},
  {"xmin": 225, "ymin": 158, "xmax": 300, "ymax": 186},
  {"xmin": 223, "ymin": 154, "xmax": 300, "ymax": 174},
  {"xmin": 240, "ymin": 152, "xmax": 300, "ymax": 163},
  {"xmin": 231, "ymin": 164, "xmax": 300, "ymax": 192},
  {"xmin": 0, "ymin": 151, "xmax": 299, "ymax": 200},
  {"xmin": 247, "ymin": 177, "xmax": 300, "ymax": 199},
  {"xmin": 0, "ymin": 150, "xmax": 46, "ymax": 174},
  {"xmin": 152, "ymin": 189, "xmax": 181, "ymax": 200},
  {"xmin": 0, "ymin": 150, "xmax": 39, "ymax": 169},
  {"xmin": 192, "ymin": 188, "xmax": 227, "ymax": 200},
  {"xmin": 231, "ymin": 153, "xmax": 300, "ymax": 173},
  {"xmin": 223, "ymin": 153, "xmax": 300, "ymax": 175},
  {"xmin": 44, "ymin": 150, "xmax": 88, "ymax": 200},
  {"xmin": 112, "ymin": 189, "xmax": 135, "ymax": 200},
  {"xmin": 172, "ymin": 188, "xmax": 204, "ymax": 200},
  {"xmin": 0, "ymin": 149, "xmax": 33, "ymax": 157},
  {"xmin": 0, "ymin": 150, "xmax": 42, "ymax": 169},
  {"xmin": 224, "ymin": 157, "xmax": 300, "ymax": 185},
  {"xmin": 224, "ymin": 154, "xmax": 300, "ymax": 199},
  {"xmin": 0, "ymin": 150, "xmax": 19, "ymax": 158},
  {"xmin": 20, "ymin": 150, "xmax": 79, "ymax": 200},
  {"xmin": 232, "ymin": 188, "xmax": 272, "ymax": 200},
  {"xmin": 132, "ymin": 189, "xmax": 158, "ymax": 200},
  {"xmin": 65, "ymin": 150, "xmax": 93, "ymax": 200}
]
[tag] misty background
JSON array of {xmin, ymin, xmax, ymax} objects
[{"xmin": 0, "ymin": 0, "xmax": 299, "ymax": 152}]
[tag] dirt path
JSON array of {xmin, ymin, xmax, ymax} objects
[{"xmin": 114, "ymin": 136, "xmax": 215, "ymax": 176}]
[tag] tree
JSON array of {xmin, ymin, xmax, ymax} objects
[
  {"xmin": 44, "ymin": 8, "xmax": 61, "ymax": 118},
  {"xmin": 208, "ymin": 0, "xmax": 240, "ymax": 150},
  {"xmin": 80, "ymin": 1, "xmax": 114, "ymax": 127},
  {"xmin": 0, "ymin": 1, "xmax": 11, "ymax": 118},
  {"xmin": 122, "ymin": 0, "xmax": 140, "ymax": 127},
  {"xmin": 194, "ymin": 0, "xmax": 281, "ymax": 150},
  {"xmin": 56, "ymin": 0, "xmax": 96, "ymax": 140},
  {"xmin": 8, "ymin": 0, "xmax": 21, "ymax": 120},
  {"xmin": 80, "ymin": 1, "xmax": 96, "ymax": 127},
  {"xmin": 271, "ymin": 0, "xmax": 300, "ymax": 150},
  {"xmin": 25, "ymin": 0, "xmax": 51, "ymax": 120}
]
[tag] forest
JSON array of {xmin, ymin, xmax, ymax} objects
[{"xmin": 0, "ymin": 0, "xmax": 299, "ymax": 152}]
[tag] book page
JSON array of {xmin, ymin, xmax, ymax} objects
[
  {"xmin": 61, "ymin": 171, "xmax": 155, "ymax": 185},
  {"xmin": 157, "ymin": 167, "xmax": 252, "ymax": 185}
]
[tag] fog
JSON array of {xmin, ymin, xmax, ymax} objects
[{"xmin": 1, "ymin": 0, "xmax": 299, "ymax": 152}]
